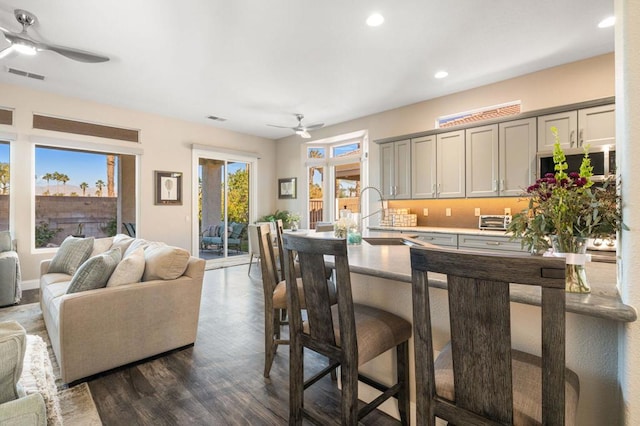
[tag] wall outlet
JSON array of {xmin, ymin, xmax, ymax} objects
[
  {"xmin": 504, "ymin": 207, "xmax": 512, "ymax": 215},
  {"xmin": 474, "ymin": 208, "xmax": 481, "ymax": 216},
  {"xmin": 423, "ymin": 208, "xmax": 429, "ymax": 216},
  {"xmin": 445, "ymin": 208, "xmax": 452, "ymax": 217}
]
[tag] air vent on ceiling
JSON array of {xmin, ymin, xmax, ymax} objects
[
  {"xmin": 207, "ymin": 115, "xmax": 227, "ymax": 122},
  {"xmin": 6, "ymin": 67, "xmax": 45, "ymax": 81}
]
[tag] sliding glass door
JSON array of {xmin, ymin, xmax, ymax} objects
[{"xmin": 196, "ymin": 149, "xmax": 256, "ymax": 266}]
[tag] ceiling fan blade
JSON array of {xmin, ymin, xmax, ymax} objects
[
  {"xmin": 37, "ymin": 42, "xmax": 109, "ymax": 63},
  {"xmin": 267, "ymin": 124, "xmax": 296, "ymax": 129},
  {"xmin": 0, "ymin": 45, "xmax": 15, "ymax": 59},
  {"xmin": 300, "ymin": 131, "xmax": 311, "ymax": 138},
  {"xmin": 304, "ymin": 123, "xmax": 324, "ymax": 131}
]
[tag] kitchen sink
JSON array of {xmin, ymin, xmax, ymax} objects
[{"xmin": 363, "ymin": 237, "xmax": 423, "ymax": 247}]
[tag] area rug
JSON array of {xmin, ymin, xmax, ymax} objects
[{"xmin": 0, "ymin": 303, "xmax": 102, "ymax": 425}]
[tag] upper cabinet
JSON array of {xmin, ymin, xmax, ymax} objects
[
  {"xmin": 411, "ymin": 135, "xmax": 437, "ymax": 198},
  {"xmin": 465, "ymin": 119, "xmax": 536, "ymax": 198},
  {"xmin": 538, "ymin": 104, "xmax": 615, "ymax": 151},
  {"xmin": 436, "ymin": 130, "xmax": 465, "ymax": 198},
  {"xmin": 499, "ymin": 118, "xmax": 537, "ymax": 197},
  {"xmin": 409, "ymin": 131, "xmax": 465, "ymax": 199},
  {"xmin": 380, "ymin": 139, "xmax": 411, "ymax": 199},
  {"xmin": 465, "ymin": 124, "xmax": 498, "ymax": 197}
]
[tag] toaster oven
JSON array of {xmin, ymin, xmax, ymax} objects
[{"xmin": 479, "ymin": 215, "xmax": 512, "ymax": 230}]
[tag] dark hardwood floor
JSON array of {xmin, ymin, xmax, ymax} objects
[{"xmin": 77, "ymin": 265, "xmax": 400, "ymax": 425}]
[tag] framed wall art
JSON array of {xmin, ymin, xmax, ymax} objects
[
  {"xmin": 278, "ymin": 177, "xmax": 297, "ymax": 199},
  {"xmin": 155, "ymin": 171, "xmax": 183, "ymax": 205}
]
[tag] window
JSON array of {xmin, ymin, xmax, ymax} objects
[
  {"xmin": 0, "ymin": 142, "xmax": 9, "ymax": 231},
  {"xmin": 305, "ymin": 136, "xmax": 366, "ymax": 228},
  {"xmin": 34, "ymin": 145, "xmax": 136, "ymax": 248}
]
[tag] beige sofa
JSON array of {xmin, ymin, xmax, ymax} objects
[{"xmin": 39, "ymin": 235, "xmax": 206, "ymax": 384}]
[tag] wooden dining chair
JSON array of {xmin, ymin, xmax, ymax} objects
[
  {"xmin": 282, "ymin": 233, "xmax": 411, "ymax": 425},
  {"xmin": 256, "ymin": 223, "xmax": 336, "ymax": 378},
  {"xmin": 410, "ymin": 246, "xmax": 580, "ymax": 425}
]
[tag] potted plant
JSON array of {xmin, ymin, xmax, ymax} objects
[
  {"xmin": 508, "ymin": 127, "xmax": 625, "ymax": 293},
  {"xmin": 258, "ymin": 210, "xmax": 299, "ymax": 229}
]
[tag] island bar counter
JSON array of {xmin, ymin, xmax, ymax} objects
[{"xmin": 320, "ymin": 238, "xmax": 635, "ymax": 426}]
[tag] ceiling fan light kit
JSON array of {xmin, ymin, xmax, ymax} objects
[
  {"xmin": 267, "ymin": 113, "xmax": 324, "ymax": 139},
  {"xmin": 0, "ymin": 9, "xmax": 110, "ymax": 63}
]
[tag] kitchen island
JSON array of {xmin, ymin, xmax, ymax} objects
[{"xmin": 316, "ymin": 233, "xmax": 635, "ymax": 425}]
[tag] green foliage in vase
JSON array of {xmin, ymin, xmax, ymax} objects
[
  {"xmin": 508, "ymin": 126, "xmax": 626, "ymax": 252},
  {"xmin": 258, "ymin": 210, "xmax": 300, "ymax": 229}
]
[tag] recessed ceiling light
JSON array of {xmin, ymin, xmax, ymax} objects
[
  {"xmin": 598, "ymin": 16, "xmax": 615, "ymax": 28},
  {"xmin": 366, "ymin": 13, "xmax": 384, "ymax": 27},
  {"xmin": 434, "ymin": 71, "xmax": 449, "ymax": 79}
]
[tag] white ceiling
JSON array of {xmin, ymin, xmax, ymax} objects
[{"xmin": 0, "ymin": 0, "xmax": 614, "ymax": 140}]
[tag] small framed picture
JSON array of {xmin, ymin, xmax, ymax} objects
[
  {"xmin": 278, "ymin": 177, "xmax": 297, "ymax": 199},
  {"xmin": 155, "ymin": 171, "xmax": 183, "ymax": 205}
]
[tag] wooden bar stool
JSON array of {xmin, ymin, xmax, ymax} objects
[
  {"xmin": 256, "ymin": 223, "xmax": 335, "ymax": 378},
  {"xmin": 410, "ymin": 246, "xmax": 580, "ymax": 425},
  {"xmin": 282, "ymin": 233, "xmax": 411, "ymax": 425}
]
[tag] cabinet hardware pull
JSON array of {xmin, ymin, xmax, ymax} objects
[
  {"xmin": 500, "ymin": 179, "xmax": 505, "ymax": 191},
  {"xmin": 492, "ymin": 180, "xmax": 498, "ymax": 192},
  {"xmin": 437, "ymin": 183, "xmax": 441, "ymax": 195},
  {"xmin": 423, "ymin": 237, "xmax": 434, "ymax": 241},
  {"xmin": 579, "ymin": 129, "xmax": 584, "ymax": 146},
  {"xmin": 486, "ymin": 241, "xmax": 501, "ymax": 246},
  {"xmin": 432, "ymin": 184, "xmax": 436, "ymax": 197},
  {"xmin": 570, "ymin": 130, "xmax": 575, "ymax": 147}
]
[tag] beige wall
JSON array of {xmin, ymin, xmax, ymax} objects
[
  {"xmin": 275, "ymin": 53, "xmax": 615, "ymax": 225},
  {"xmin": 0, "ymin": 83, "xmax": 277, "ymax": 280}
]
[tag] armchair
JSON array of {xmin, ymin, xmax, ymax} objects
[
  {"xmin": 0, "ymin": 231, "xmax": 21, "ymax": 307},
  {"xmin": 0, "ymin": 321, "xmax": 47, "ymax": 426}
]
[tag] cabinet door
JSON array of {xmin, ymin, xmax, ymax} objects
[
  {"xmin": 499, "ymin": 118, "xmax": 537, "ymax": 197},
  {"xmin": 394, "ymin": 139, "xmax": 412, "ymax": 199},
  {"xmin": 436, "ymin": 130, "xmax": 465, "ymax": 198},
  {"xmin": 380, "ymin": 143, "xmax": 395, "ymax": 199},
  {"xmin": 578, "ymin": 104, "xmax": 615, "ymax": 148},
  {"xmin": 458, "ymin": 234, "xmax": 527, "ymax": 253},
  {"xmin": 411, "ymin": 135, "xmax": 437, "ymax": 199},
  {"xmin": 466, "ymin": 124, "xmax": 498, "ymax": 198},
  {"xmin": 414, "ymin": 232, "xmax": 458, "ymax": 247},
  {"xmin": 537, "ymin": 110, "xmax": 578, "ymax": 151}
]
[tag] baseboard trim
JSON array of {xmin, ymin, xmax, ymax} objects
[{"xmin": 22, "ymin": 279, "xmax": 40, "ymax": 291}]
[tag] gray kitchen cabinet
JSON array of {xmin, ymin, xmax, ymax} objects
[
  {"xmin": 465, "ymin": 118, "xmax": 535, "ymax": 198},
  {"xmin": 577, "ymin": 104, "xmax": 615, "ymax": 148},
  {"xmin": 538, "ymin": 104, "xmax": 615, "ymax": 151},
  {"xmin": 458, "ymin": 234, "xmax": 526, "ymax": 253},
  {"xmin": 411, "ymin": 135, "xmax": 437, "ymax": 198},
  {"xmin": 436, "ymin": 130, "xmax": 465, "ymax": 198},
  {"xmin": 413, "ymin": 231, "xmax": 458, "ymax": 247},
  {"xmin": 499, "ymin": 118, "xmax": 537, "ymax": 196},
  {"xmin": 465, "ymin": 124, "xmax": 499, "ymax": 197},
  {"xmin": 380, "ymin": 139, "xmax": 411, "ymax": 199}
]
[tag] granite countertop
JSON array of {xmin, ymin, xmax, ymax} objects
[{"xmin": 310, "ymin": 232, "xmax": 636, "ymax": 323}]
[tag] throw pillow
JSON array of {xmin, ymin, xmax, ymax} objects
[
  {"xmin": 123, "ymin": 238, "xmax": 151, "ymax": 257},
  {"xmin": 142, "ymin": 245, "xmax": 190, "ymax": 281},
  {"xmin": 111, "ymin": 234, "xmax": 135, "ymax": 254},
  {"xmin": 48, "ymin": 236, "xmax": 95, "ymax": 276},
  {"xmin": 107, "ymin": 247, "xmax": 145, "ymax": 287},
  {"xmin": 66, "ymin": 248, "xmax": 122, "ymax": 294},
  {"xmin": 91, "ymin": 236, "xmax": 114, "ymax": 257},
  {"xmin": 0, "ymin": 230, "xmax": 12, "ymax": 252}
]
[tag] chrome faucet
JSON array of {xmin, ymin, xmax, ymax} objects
[{"xmin": 359, "ymin": 186, "xmax": 387, "ymax": 221}]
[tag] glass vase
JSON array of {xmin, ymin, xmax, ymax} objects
[{"xmin": 551, "ymin": 236, "xmax": 591, "ymax": 293}]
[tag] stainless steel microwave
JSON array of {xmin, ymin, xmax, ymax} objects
[{"xmin": 538, "ymin": 147, "xmax": 615, "ymax": 181}]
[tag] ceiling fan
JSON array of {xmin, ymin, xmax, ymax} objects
[
  {"xmin": 0, "ymin": 9, "xmax": 109, "ymax": 63},
  {"xmin": 267, "ymin": 114, "xmax": 324, "ymax": 138}
]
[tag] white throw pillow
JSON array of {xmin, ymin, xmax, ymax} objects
[
  {"xmin": 90, "ymin": 236, "xmax": 114, "ymax": 257},
  {"xmin": 107, "ymin": 247, "xmax": 145, "ymax": 287},
  {"xmin": 142, "ymin": 245, "xmax": 190, "ymax": 281},
  {"xmin": 111, "ymin": 234, "xmax": 135, "ymax": 255}
]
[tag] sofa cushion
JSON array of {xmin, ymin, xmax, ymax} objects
[
  {"xmin": 90, "ymin": 237, "xmax": 114, "ymax": 257},
  {"xmin": 0, "ymin": 230, "xmax": 12, "ymax": 252},
  {"xmin": 67, "ymin": 248, "xmax": 122, "ymax": 294},
  {"xmin": 143, "ymin": 245, "xmax": 190, "ymax": 281},
  {"xmin": 0, "ymin": 320, "xmax": 26, "ymax": 404},
  {"xmin": 123, "ymin": 239, "xmax": 151, "ymax": 257},
  {"xmin": 107, "ymin": 247, "xmax": 145, "ymax": 287},
  {"xmin": 48, "ymin": 236, "xmax": 94, "ymax": 276}
]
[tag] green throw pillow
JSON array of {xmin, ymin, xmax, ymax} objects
[
  {"xmin": 49, "ymin": 236, "xmax": 95, "ymax": 276},
  {"xmin": 67, "ymin": 247, "xmax": 122, "ymax": 294}
]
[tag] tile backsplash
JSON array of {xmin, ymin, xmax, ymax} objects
[{"xmin": 387, "ymin": 197, "xmax": 529, "ymax": 228}]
